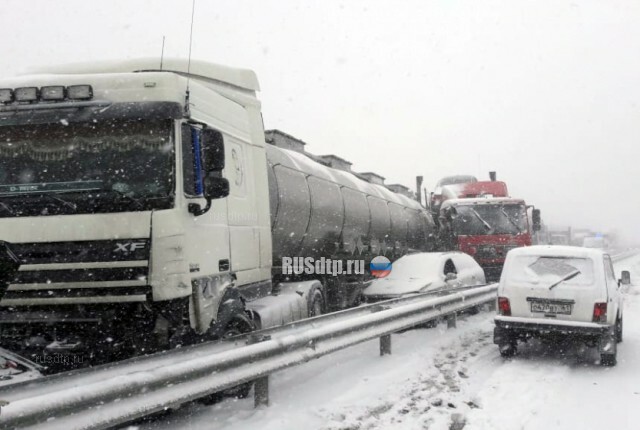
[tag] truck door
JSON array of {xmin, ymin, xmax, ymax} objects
[{"xmin": 224, "ymin": 134, "xmax": 262, "ymax": 290}]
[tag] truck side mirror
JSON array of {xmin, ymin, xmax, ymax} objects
[
  {"xmin": 532, "ymin": 208, "xmax": 541, "ymax": 232},
  {"xmin": 187, "ymin": 127, "xmax": 229, "ymax": 216},
  {"xmin": 201, "ymin": 129, "xmax": 225, "ymax": 172},
  {"xmin": 620, "ymin": 270, "xmax": 631, "ymax": 286},
  {"xmin": 204, "ymin": 176, "xmax": 229, "ymax": 200}
]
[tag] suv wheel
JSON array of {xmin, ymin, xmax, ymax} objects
[
  {"xmin": 616, "ymin": 316, "xmax": 623, "ymax": 344},
  {"xmin": 499, "ymin": 342, "xmax": 517, "ymax": 357},
  {"xmin": 601, "ymin": 352, "xmax": 617, "ymax": 367}
]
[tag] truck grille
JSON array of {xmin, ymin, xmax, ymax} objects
[
  {"xmin": 1, "ymin": 239, "xmax": 151, "ymax": 306},
  {"xmin": 475, "ymin": 244, "xmax": 519, "ymax": 260}
]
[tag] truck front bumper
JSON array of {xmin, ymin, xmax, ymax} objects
[{"xmin": 479, "ymin": 265, "xmax": 503, "ymax": 283}]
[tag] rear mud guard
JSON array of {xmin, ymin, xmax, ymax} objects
[
  {"xmin": 598, "ymin": 327, "xmax": 617, "ymax": 355},
  {"xmin": 493, "ymin": 325, "xmax": 513, "ymax": 345}
]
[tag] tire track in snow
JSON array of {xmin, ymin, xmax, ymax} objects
[{"xmin": 319, "ymin": 325, "xmax": 495, "ymax": 430}]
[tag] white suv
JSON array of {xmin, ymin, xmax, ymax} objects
[{"xmin": 494, "ymin": 245, "xmax": 628, "ymax": 366}]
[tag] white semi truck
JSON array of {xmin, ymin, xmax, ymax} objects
[{"xmin": 0, "ymin": 59, "xmax": 435, "ymax": 362}]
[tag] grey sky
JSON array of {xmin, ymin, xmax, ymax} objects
[{"xmin": 2, "ymin": 0, "xmax": 639, "ymax": 242}]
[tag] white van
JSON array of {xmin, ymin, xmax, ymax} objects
[{"xmin": 494, "ymin": 246, "xmax": 628, "ymax": 366}]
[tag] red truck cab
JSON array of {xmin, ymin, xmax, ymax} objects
[
  {"xmin": 432, "ymin": 174, "xmax": 540, "ymax": 282},
  {"xmin": 439, "ymin": 197, "xmax": 533, "ymax": 281}
]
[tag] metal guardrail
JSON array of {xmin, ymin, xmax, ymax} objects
[
  {"xmin": 0, "ymin": 284, "xmax": 498, "ymax": 430},
  {"xmin": 611, "ymin": 249, "xmax": 639, "ymax": 262}
]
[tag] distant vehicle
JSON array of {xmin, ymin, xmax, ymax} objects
[
  {"xmin": 0, "ymin": 347, "xmax": 43, "ymax": 387},
  {"xmin": 362, "ymin": 252, "xmax": 486, "ymax": 302},
  {"xmin": 494, "ymin": 245, "xmax": 627, "ymax": 366},
  {"xmin": 582, "ymin": 236, "xmax": 608, "ymax": 249}
]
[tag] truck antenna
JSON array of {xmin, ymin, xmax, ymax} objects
[
  {"xmin": 185, "ymin": 0, "xmax": 196, "ymax": 115},
  {"xmin": 160, "ymin": 35, "xmax": 165, "ymax": 70}
]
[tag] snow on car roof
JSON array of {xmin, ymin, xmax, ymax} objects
[
  {"xmin": 390, "ymin": 252, "xmax": 464, "ymax": 276},
  {"xmin": 507, "ymin": 245, "xmax": 606, "ymax": 259}
]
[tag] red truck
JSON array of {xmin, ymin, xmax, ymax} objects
[{"xmin": 431, "ymin": 173, "xmax": 541, "ymax": 281}]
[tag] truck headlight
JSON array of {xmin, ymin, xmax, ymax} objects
[
  {"xmin": 67, "ymin": 85, "xmax": 93, "ymax": 100},
  {"xmin": 14, "ymin": 87, "xmax": 38, "ymax": 102},
  {"xmin": 41, "ymin": 86, "xmax": 66, "ymax": 101},
  {"xmin": 0, "ymin": 89, "xmax": 14, "ymax": 104}
]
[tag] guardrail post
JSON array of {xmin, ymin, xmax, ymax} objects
[
  {"xmin": 247, "ymin": 334, "xmax": 272, "ymax": 408},
  {"xmin": 254, "ymin": 376, "xmax": 269, "ymax": 407},
  {"xmin": 380, "ymin": 334, "xmax": 392, "ymax": 355},
  {"xmin": 446, "ymin": 313, "xmax": 457, "ymax": 329}
]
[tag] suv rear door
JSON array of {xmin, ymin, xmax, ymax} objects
[{"xmin": 502, "ymin": 253, "xmax": 606, "ymax": 323}]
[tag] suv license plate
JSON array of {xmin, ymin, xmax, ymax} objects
[{"xmin": 530, "ymin": 301, "xmax": 572, "ymax": 315}]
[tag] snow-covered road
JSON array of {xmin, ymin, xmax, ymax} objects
[{"xmin": 138, "ymin": 254, "xmax": 640, "ymax": 430}]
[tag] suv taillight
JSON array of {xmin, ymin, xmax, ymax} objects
[
  {"xmin": 498, "ymin": 297, "xmax": 511, "ymax": 316},
  {"xmin": 593, "ymin": 302, "xmax": 607, "ymax": 323}
]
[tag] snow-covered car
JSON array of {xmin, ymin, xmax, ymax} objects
[
  {"xmin": 0, "ymin": 347, "xmax": 43, "ymax": 387},
  {"xmin": 494, "ymin": 246, "xmax": 628, "ymax": 366},
  {"xmin": 362, "ymin": 251, "xmax": 486, "ymax": 302}
]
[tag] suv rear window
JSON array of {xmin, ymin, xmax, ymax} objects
[{"xmin": 505, "ymin": 256, "xmax": 595, "ymax": 286}]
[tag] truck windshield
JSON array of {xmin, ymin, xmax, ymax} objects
[
  {"xmin": 450, "ymin": 204, "xmax": 527, "ymax": 236},
  {"xmin": 0, "ymin": 119, "xmax": 174, "ymax": 217}
]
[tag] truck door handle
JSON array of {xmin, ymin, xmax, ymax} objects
[{"xmin": 219, "ymin": 259, "xmax": 230, "ymax": 272}]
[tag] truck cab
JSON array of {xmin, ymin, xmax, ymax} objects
[
  {"xmin": 438, "ymin": 197, "xmax": 534, "ymax": 281},
  {"xmin": 0, "ymin": 59, "xmax": 272, "ymax": 358}
]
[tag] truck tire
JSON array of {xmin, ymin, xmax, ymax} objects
[
  {"xmin": 221, "ymin": 314, "xmax": 254, "ymax": 339},
  {"xmin": 200, "ymin": 314, "xmax": 254, "ymax": 405}
]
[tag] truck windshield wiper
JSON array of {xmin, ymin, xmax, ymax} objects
[
  {"xmin": 98, "ymin": 189, "xmax": 144, "ymax": 209},
  {"xmin": 0, "ymin": 201, "xmax": 15, "ymax": 215},
  {"xmin": 1, "ymin": 192, "xmax": 77, "ymax": 212},
  {"xmin": 469, "ymin": 208, "xmax": 492, "ymax": 231},
  {"xmin": 42, "ymin": 194, "xmax": 77, "ymax": 212},
  {"xmin": 500, "ymin": 207, "xmax": 522, "ymax": 233},
  {"xmin": 548, "ymin": 270, "xmax": 581, "ymax": 290}
]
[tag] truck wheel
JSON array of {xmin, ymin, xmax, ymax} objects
[
  {"xmin": 309, "ymin": 289, "xmax": 325, "ymax": 317},
  {"xmin": 616, "ymin": 316, "xmax": 623, "ymax": 344},
  {"xmin": 601, "ymin": 352, "xmax": 617, "ymax": 367},
  {"xmin": 221, "ymin": 315, "xmax": 253, "ymax": 339},
  {"xmin": 200, "ymin": 314, "xmax": 254, "ymax": 405}
]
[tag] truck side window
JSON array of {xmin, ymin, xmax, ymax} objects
[{"xmin": 181, "ymin": 124, "xmax": 202, "ymax": 196}]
